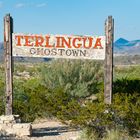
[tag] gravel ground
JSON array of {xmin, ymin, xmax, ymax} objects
[{"xmin": 28, "ymin": 119, "xmax": 81, "ymax": 140}]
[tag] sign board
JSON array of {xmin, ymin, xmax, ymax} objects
[{"xmin": 12, "ymin": 33, "xmax": 105, "ymax": 60}]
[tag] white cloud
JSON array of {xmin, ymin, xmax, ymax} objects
[
  {"xmin": 15, "ymin": 3, "xmax": 25, "ymax": 8},
  {"xmin": 14, "ymin": 2, "xmax": 47, "ymax": 8},
  {"xmin": 36, "ymin": 3, "xmax": 46, "ymax": 8}
]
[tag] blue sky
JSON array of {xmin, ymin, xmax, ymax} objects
[{"xmin": 0, "ymin": 0, "xmax": 140, "ymax": 42}]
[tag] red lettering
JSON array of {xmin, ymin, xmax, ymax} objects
[
  {"xmin": 94, "ymin": 38, "xmax": 103, "ymax": 49},
  {"xmin": 45, "ymin": 36, "xmax": 54, "ymax": 48},
  {"xmin": 15, "ymin": 35, "xmax": 23, "ymax": 46},
  {"xmin": 83, "ymin": 37, "xmax": 93, "ymax": 49},
  {"xmin": 24, "ymin": 35, "xmax": 34, "ymax": 47},
  {"xmin": 61, "ymin": 37, "xmax": 71, "ymax": 48},
  {"xmin": 56, "ymin": 37, "xmax": 62, "ymax": 48},
  {"xmin": 35, "ymin": 36, "xmax": 44, "ymax": 47},
  {"xmin": 73, "ymin": 37, "xmax": 82, "ymax": 48},
  {"xmin": 56, "ymin": 37, "xmax": 71, "ymax": 48}
]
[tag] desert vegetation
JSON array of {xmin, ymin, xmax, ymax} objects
[{"xmin": 0, "ymin": 59, "xmax": 140, "ymax": 139}]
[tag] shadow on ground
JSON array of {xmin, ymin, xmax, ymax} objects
[
  {"xmin": 32, "ymin": 126, "xmax": 72, "ymax": 137},
  {"xmin": 113, "ymin": 78, "xmax": 140, "ymax": 94}
]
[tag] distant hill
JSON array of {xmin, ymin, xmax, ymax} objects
[
  {"xmin": 114, "ymin": 38, "xmax": 140, "ymax": 55},
  {"xmin": 0, "ymin": 42, "xmax": 4, "ymax": 62},
  {"xmin": 115, "ymin": 38, "xmax": 129, "ymax": 47},
  {"xmin": 0, "ymin": 42, "xmax": 3, "ymax": 50}
]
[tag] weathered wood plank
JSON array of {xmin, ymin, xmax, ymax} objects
[
  {"xmin": 12, "ymin": 34, "xmax": 106, "ymax": 60},
  {"xmin": 104, "ymin": 16, "xmax": 114, "ymax": 104},
  {"xmin": 4, "ymin": 14, "xmax": 13, "ymax": 115}
]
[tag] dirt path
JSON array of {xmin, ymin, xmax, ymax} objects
[{"xmin": 29, "ymin": 119, "xmax": 81, "ymax": 140}]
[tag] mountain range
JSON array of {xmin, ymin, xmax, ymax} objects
[
  {"xmin": 0, "ymin": 42, "xmax": 4, "ymax": 61},
  {"xmin": 114, "ymin": 38, "xmax": 140, "ymax": 55}
]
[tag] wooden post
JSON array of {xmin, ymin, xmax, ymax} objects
[
  {"xmin": 4, "ymin": 14, "xmax": 13, "ymax": 115},
  {"xmin": 104, "ymin": 16, "xmax": 114, "ymax": 104}
]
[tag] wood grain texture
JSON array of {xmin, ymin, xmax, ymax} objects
[
  {"xmin": 4, "ymin": 14, "xmax": 13, "ymax": 115},
  {"xmin": 104, "ymin": 16, "xmax": 114, "ymax": 104}
]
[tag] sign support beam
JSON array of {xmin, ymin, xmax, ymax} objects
[
  {"xmin": 104, "ymin": 16, "xmax": 114, "ymax": 104},
  {"xmin": 4, "ymin": 14, "xmax": 13, "ymax": 115}
]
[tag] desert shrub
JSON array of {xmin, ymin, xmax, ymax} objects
[
  {"xmin": 40, "ymin": 59, "xmax": 103, "ymax": 97},
  {"xmin": 113, "ymin": 78, "xmax": 140, "ymax": 93},
  {"xmin": 14, "ymin": 63, "xmax": 26, "ymax": 72},
  {"xmin": 13, "ymin": 78, "xmax": 49, "ymax": 122},
  {"xmin": 13, "ymin": 77, "xmax": 80, "ymax": 122},
  {"xmin": 78, "ymin": 128, "xmax": 98, "ymax": 140},
  {"xmin": 114, "ymin": 65, "xmax": 140, "ymax": 80},
  {"xmin": 102, "ymin": 129, "xmax": 132, "ymax": 140},
  {"xmin": 73, "ymin": 92, "xmax": 140, "ymax": 139},
  {"xmin": 44, "ymin": 87, "xmax": 80, "ymax": 119},
  {"xmin": 14, "ymin": 63, "xmax": 39, "ymax": 77},
  {"xmin": 78, "ymin": 129, "xmax": 132, "ymax": 140},
  {"xmin": 113, "ymin": 93, "xmax": 140, "ymax": 137}
]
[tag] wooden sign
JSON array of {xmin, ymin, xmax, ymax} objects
[
  {"xmin": 4, "ymin": 13, "xmax": 114, "ymax": 116},
  {"xmin": 12, "ymin": 34, "xmax": 105, "ymax": 60}
]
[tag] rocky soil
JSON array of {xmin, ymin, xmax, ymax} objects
[{"xmin": 29, "ymin": 119, "xmax": 81, "ymax": 140}]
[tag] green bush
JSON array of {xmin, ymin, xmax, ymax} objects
[
  {"xmin": 13, "ymin": 78, "xmax": 49, "ymax": 122},
  {"xmin": 73, "ymin": 92, "xmax": 140, "ymax": 139},
  {"xmin": 102, "ymin": 129, "xmax": 132, "ymax": 140},
  {"xmin": 114, "ymin": 65, "xmax": 140, "ymax": 80},
  {"xmin": 113, "ymin": 93, "xmax": 140, "ymax": 137},
  {"xmin": 13, "ymin": 77, "xmax": 81, "ymax": 122},
  {"xmin": 40, "ymin": 59, "xmax": 103, "ymax": 97}
]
